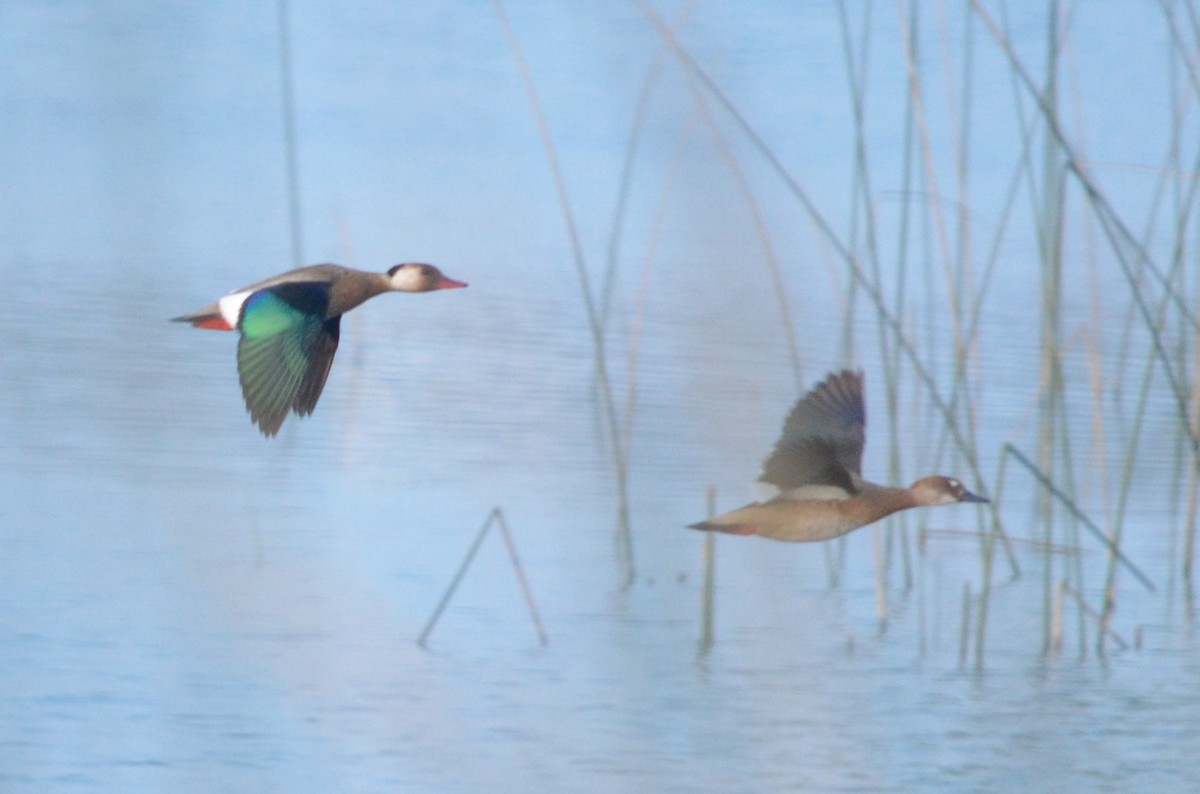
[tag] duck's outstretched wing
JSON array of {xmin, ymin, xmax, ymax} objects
[
  {"xmin": 758, "ymin": 369, "xmax": 866, "ymax": 495},
  {"xmin": 235, "ymin": 283, "xmax": 341, "ymax": 437}
]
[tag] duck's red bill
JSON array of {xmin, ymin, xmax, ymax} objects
[{"xmin": 438, "ymin": 277, "xmax": 468, "ymax": 289}]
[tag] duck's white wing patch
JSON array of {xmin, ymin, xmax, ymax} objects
[
  {"xmin": 780, "ymin": 484, "xmax": 852, "ymax": 501},
  {"xmin": 755, "ymin": 482, "xmax": 852, "ymax": 502},
  {"xmin": 218, "ymin": 290, "xmax": 253, "ymax": 328}
]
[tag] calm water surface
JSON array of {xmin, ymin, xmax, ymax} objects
[{"xmin": 1, "ymin": 3, "xmax": 1197, "ymax": 792}]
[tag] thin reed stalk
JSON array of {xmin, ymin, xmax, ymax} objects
[
  {"xmin": 699, "ymin": 486, "xmax": 717, "ymax": 656},
  {"xmin": 1000, "ymin": 444, "xmax": 1156, "ymax": 592},
  {"xmin": 495, "ymin": 511, "xmax": 548, "ymax": 646},
  {"xmin": 418, "ymin": 508, "xmax": 546, "ymax": 648},
  {"xmin": 898, "ymin": 0, "xmax": 1002, "ymax": 603},
  {"xmin": 1061, "ymin": 581, "xmax": 1130, "ymax": 652},
  {"xmin": 276, "ymin": 0, "xmax": 304, "ymax": 267},
  {"xmin": 493, "ymin": 1, "xmax": 636, "ymax": 585},
  {"xmin": 977, "ymin": 438, "xmax": 1007, "ymax": 660},
  {"xmin": 1050, "ymin": 578, "xmax": 1065, "ymax": 654},
  {"xmin": 1187, "ymin": 395, "xmax": 1200, "ymax": 582},
  {"xmin": 418, "ymin": 513, "xmax": 494, "ymax": 648},
  {"xmin": 872, "ymin": 523, "xmax": 888, "ymax": 630},
  {"xmin": 959, "ymin": 580, "xmax": 972, "ymax": 668},
  {"xmin": 1037, "ymin": 0, "xmax": 1077, "ymax": 666},
  {"xmin": 838, "ymin": 1, "xmax": 918, "ymax": 597}
]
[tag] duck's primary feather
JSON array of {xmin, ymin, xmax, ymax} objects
[{"xmin": 759, "ymin": 369, "xmax": 865, "ymax": 495}]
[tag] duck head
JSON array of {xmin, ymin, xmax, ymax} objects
[
  {"xmin": 387, "ymin": 263, "xmax": 468, "ymax": 292},
  {"xmin": 910, "ymin": 476, "xmax": 989, "ymax": 506}
]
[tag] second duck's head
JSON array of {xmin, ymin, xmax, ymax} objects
[
  {"xmin": 387, "ymin": 263, "xmax": 468, "ymax": 293},
  {"xmin": 910, "ymin": 476, "xmax": 989, "ymax": 506}
]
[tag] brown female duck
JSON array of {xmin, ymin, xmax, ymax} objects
[{"xmin": 689, "ymin": 370, "xmax": 987, "ymax": 541}]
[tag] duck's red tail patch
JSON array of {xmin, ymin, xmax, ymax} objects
[{"xmin": 193, "ymin": 316, "xmax": 234, "ymax": 331}]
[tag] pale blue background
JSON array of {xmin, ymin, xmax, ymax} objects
[{"xmin": 1, "ymin": 2, "xmax": 1195, "ymax": 791}]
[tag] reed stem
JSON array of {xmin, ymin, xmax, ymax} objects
[
  {"xmin": 699, "ymin": 485, "xmax": 717, "ymax": 655},
  {"xmin": 276, "ymin": 0, "xmax": 304, "ymax": 267},
  {"xmin": 418, "ymin": 508, "xmax": 546, "ymax": 648}
]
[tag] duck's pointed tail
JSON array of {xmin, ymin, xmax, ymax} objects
[{"xmin": 687, "ymin": 521, "xmax": 757, "ymax": 536}]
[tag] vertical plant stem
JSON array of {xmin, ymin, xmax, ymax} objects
[
  {"xmin": 277, "ymin": 0, "xmax": 304, "ymax": 267},
  {"xmin": 980, "ymin": 438, "xmax": 1011, "ymax": 657},
  {"xmin": 1035, "ymin": 0, "xmax": 1067, "ymax": 668},
  {"xmin": 1051, "ymin": 578, "xmax": 1065, "ymax": 655},
  {"xmin": 700, "ymin": 486, "xmax": 717, "ymax": 655},
  {"xmin": 959, "ymin": 580, "xmax": 972, "ymax": 668},
  {"xmin": 493, "ymin": 1, "xmax": 636, "ymax": 584},
  {"xmin": 873, "ymin": 525, "xmax": 888, "ymax": 630}
]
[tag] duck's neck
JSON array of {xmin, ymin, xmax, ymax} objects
[
  {"xmin": 850, "ymin": 483, "xmax": 919, "ymax": 524},
  {"xmin": 329, "ymin": 273, "xmax": 393, "ymax": 317}
]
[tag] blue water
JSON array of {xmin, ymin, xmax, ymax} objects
[{"xmin": 2, "ymin": 2, "xmax": 1197, "ymax": 791}]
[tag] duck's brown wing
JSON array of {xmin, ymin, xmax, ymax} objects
[{"xmin": 758, "ymin": 369, "xmax": 866, "ymax": 494}]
